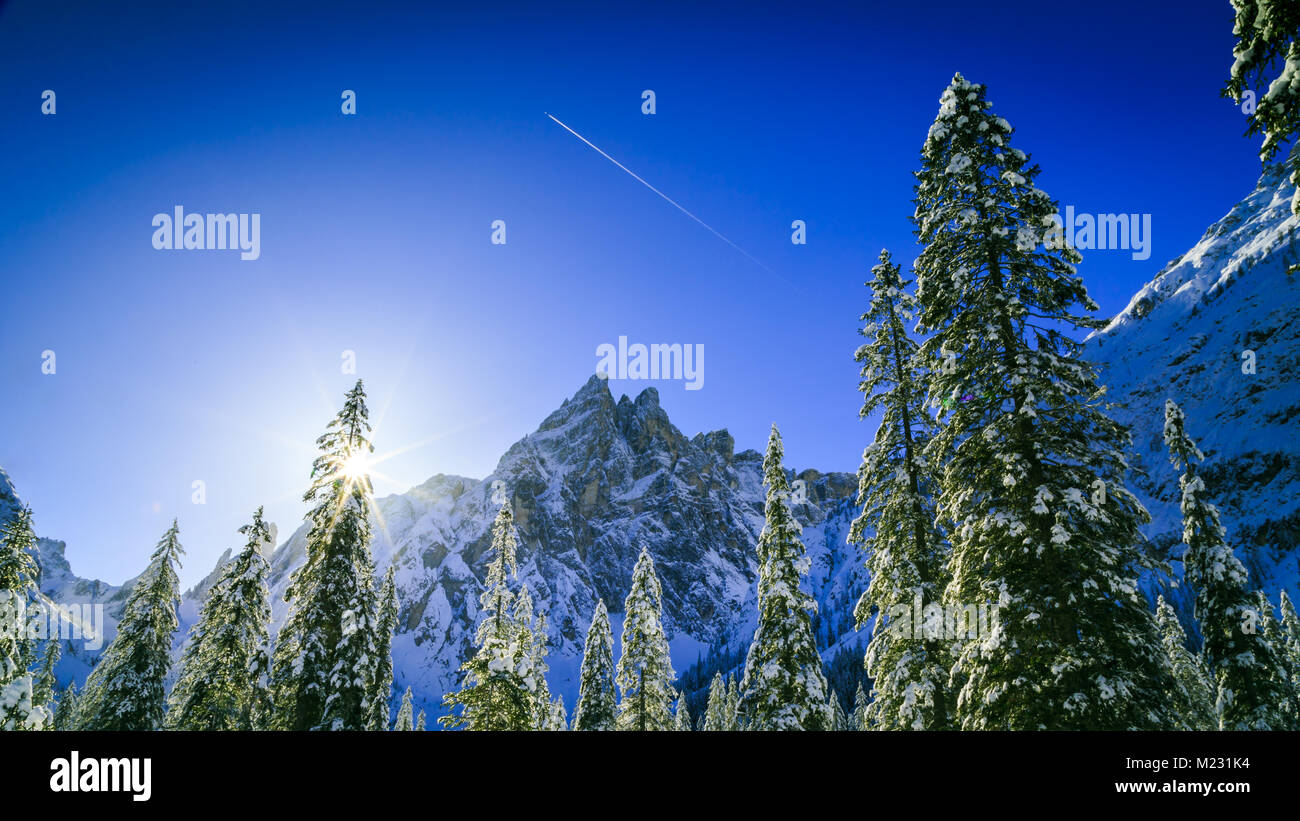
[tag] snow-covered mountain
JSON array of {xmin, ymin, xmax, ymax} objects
[
  {"xmin": 1085, "ymin": 151, "xmax": 1300, "ymax": 620},
  {"xmin": 253, "ymin": 376, "xmax": 866, "ymax": 716},
  {"xmin": 6, "ymin": 151, "xmax": 1296, "ymax": 722}
]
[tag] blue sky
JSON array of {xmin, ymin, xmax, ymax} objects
[{"xmin": 0, "ymin": 0, "xmax": 1270, "ymax": 586}]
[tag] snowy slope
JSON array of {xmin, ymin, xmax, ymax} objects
[
  {"xmin": 1085, "ymin": 151, "xmax": 1300, "ymax": 620},
  {"xmin": 197, "ymin": 376, "xmax": 864, "ymax": 718}
]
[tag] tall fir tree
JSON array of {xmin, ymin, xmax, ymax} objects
[
  {"xmin": 271, "ymin": 381, "xmax": 381, "ymax": 731},
  {"xmin": 1223, "ymin": 0, "xmax": 1300, "ymax": 215},
  {"xmin": 615, "ymin": 547, "xmax": 676, "ymax": 731},
  {"xmin": 367, "ymin": 566, "xmax": 399, "ymax": 731},
  {"xmin": 516, "ymin": 587, "xmax": 554, "ymax": 729},
  {"xmin": 703, "ymin": 672, "xmax": 729, "ymax": 731},
  {"xmin": 546, "ymin": 695, "xmax": 567, "ymax": 731},
  {"xmin": 850, "ymin": 249, "xmax": 952, "ymax": 731},
  {"xmin": 736, "ymin": 425, "xmax": 829, "ymax": 731},
  {"xmin": 673, "ymin": 690, "xmax": 692, "ymax": 731},
  {"xmin": 166, "ymin": 508, "xmax": 274, "ymax": 731},
  {"xmin": 0, "ymin": 507, "xmax": 50, "ymax": 730},
  {"xmin": 1256, "ymin": 591, "xmax": 1299, "ymax": 726},
  {"xmin": 1279, "ymin": 591, "xmax": 1300, "ymax": 693},
  {"xmin": 725, "ymin": 675, "xmax": 740, "ymax": 731},
  {"xmin": 853, "ymin": 682, "xmax": 870, "ymax": 730},
  {"xmin": 827, "ymin": 692, "xmax": 848, "ymax": 731},
  {"xmin": 913, "ymin": 73, "xmax": 1178, "ymax": 729},
  {"xmin": 440, "ymin": 502, "xmax": 536, "ymax": 730},
  {"xmin": 572, "ymin": 598, "xmax": 617, "ymax": 730},
  {"xmin": 1154, "ymin": 595, "xmax": 1217, "ymax": 731},
  {"xmin": 394, "ymin": 686, "xmax": 414, "ymax": 731},
  {"xmin": 53, "ymin": 682, "xmax": 77, "ymax": 731},
  {"xmin": 1164, "ymin": 399, "xmax": 1297, "ymax": 729},
  {"xmin": 32, "ymin": 639, "xmax": 60, "ymax": 729},
  {"xmin": 79, "ymin": 520, "xmax": 184, "ymax": 731}
]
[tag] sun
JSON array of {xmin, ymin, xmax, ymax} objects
[{"xmin": 339, "ymin": 449, "xmax": 372, "ymax": 481}]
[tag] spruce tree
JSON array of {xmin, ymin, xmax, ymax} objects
[
  {"xmin": 850, "ymin": 249, "xmax": 952, "ymax": 731},
  {"xmin": 914, "ymin": 73, "xmax": 1178, "ymax": 729},
  {"xmin": 1256, "ymin": 592, "xmax": 1299, "ymax": 726},
  {"xmin": 32, "ymin": 639, "xmax": 60, "ymax": 728},
  {"xmin": 1164, "ymin": 399, "xmax": 1297, "ymax": 729},
  {"xmin": 827, "ymin": 692, "xmax": 848, "ymax": 731},
  {"xmin": 271, "ymin": 381, "xmax": 380, "ymax": 731},
  {"xmin": 673, "ymin": 690, "xmax": 692, "ymax": 730},
  {"xmin": 415, "ymin": 709, "xmax": 426, "ymax": 731},
  {"xmin": 572, "ymin": 599, "xmax": 617, "ymax": 730},
  {"xmin": 53, "ymin": 682, "xmax": 77, "ymax": 731},
  {"xmin": 725, "ymin": 675, "xmax": 740, "ymax": 730},
  {"xmin": 546, "ymin": 696, "xmax": 567, "ymax": 731},
  {"xmin": 1223, "ymin": 0, "xmax": 1300, "ymax": 214},
  {"xmin": 1154, "ymin": 595, "xmax": 1217, "ymax": 731},
  {"xmin": 853, "ymin": 683, "xmax": 870, "ymax": 730},
  {"xmin": 440, "ymin": 502, "xmax": 536, "ymax": 730},
  {"xmin": 615, "ymin": 547, "xmax": 676, "ymax": 731},
  {"xmin": 515, "ymin": 586, "xmax": 554, "ymax": 729},
  {"xmin": 166, "ymin": 508, "xmax": 274, "ymax": 731},
  {"xmin": 79, "ymin": 520, "xmax": 184, "ymax": 731},
  {"xmin": 395, "ymin": 686, "xmax": 414, "ymax": 731},
  {"xmin": 736, "ymin": 425, "xmax": 829, "ymax": 731},
  {"xmin": 368, "ymin": 566, "xmax": 398, "ymax": 731},
  {"xmin": 1279, "ymin": 591, "xmax": 1300, "ymax": 693},
  {"xmin": 0, "ymin": 507, "xmax": 49, "ymax": 730},
  {"xmin": 703, "ymin": 672, "xmax": 728, "ymax": 731}
]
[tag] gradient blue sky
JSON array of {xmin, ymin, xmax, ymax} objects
[{"xmin": 0, "ymin": 0, "xmax": 1270, "ymax": 587}]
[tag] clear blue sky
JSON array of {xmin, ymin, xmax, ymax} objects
[{"xmin": 0, "ymin": 0, "xmax": 1268, "ymax": 587}]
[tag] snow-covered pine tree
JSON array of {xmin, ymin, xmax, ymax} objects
[
  {"xmin": 1223, "ymin": 0, "xmax": 1300, "ymax": 215},
  {"xmin": 395, "ymin": 686, "xmax": 414, "ymax": 731},
  {"xmin": 517, "ymin": 588, "xmax": 554, "ymax": 729},
  {"xmin": 1164, "ymin": 399, "xmax": 1298, "ymax": 729},
  {"xmin": 673, "ymin": 690, "xmax": 692, "ymax": 730},
  {"xmin": 0, "ymin": 507, "xmax": 50, "ymax": 731},
  {"xmin": 415, "ymin": 709, "xmax": 426, "ymax": 731},
  {"xmin": 703, "ymin": 672, "xmax": 728, "ymax": 731},
  {"xmin": 572, "ymin": 599, "xmax": 617, "ymax": 730},
  {"xmin": 850, "ymin": 248, "xmax": 952, "ymax": 731},
  {"xmin": 1154, "ymin": 595, "xmax": 1217, "ymax": 731},
  {"xmin": 1256, "ymin": 591, "xmax": 1299, "ymax": 726},
  {"xmin": 615, "ymin": 547, "xmax": 676, "ymax": 731},
  {"xmin": 54, "ymin": 682, "xmax": 77, "ymax": 731},
  {"xmin": 79, "ymin": 520, "xmax": 184, "ymax": 731},
  {"xmin": 547, "ymin": 696, "xmax": 567, "ymax": 731},
  {"xmin": 913, "ymin": 73, "xmax": 1178, "ymax": 730},
  {"xmin": 827, "ymin": 692, "xmax": 848, "ymax": 731},
  {"xmin": 853, "ymin": 682, "xmax": 870, "ymax": 730},
  {"xmin": 736, "ymin": 425, "xmax": 830, "ymax": 731},
  {"xmin": 271, "ymin": 381, "xmax": 380, "ymax": 731},
  {"xmin": 368, "ymin": 566, "xmax": 398, "ymax": 731},
  {"xmin": 32, "ymin": 639, "xmax": 60, "ymax": 728},
  {"xmin": 1280, "ymin": 591, "xmax": 1300, "ymax": 693},
  {"xmin": 440, "ymin": 502, "xmax": 536, "ymax": 730},
  {"xmin": 166, "ymin": 508, "xmax": 273, "ymax": 731},
  {"xmin": 725, "ymin": 675, "xmax": 740, "ymax": 731}
]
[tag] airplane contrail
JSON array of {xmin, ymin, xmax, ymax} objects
[{"xmin": 545, "ymin": 112, "xmax": 775, "ymax": 274}]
